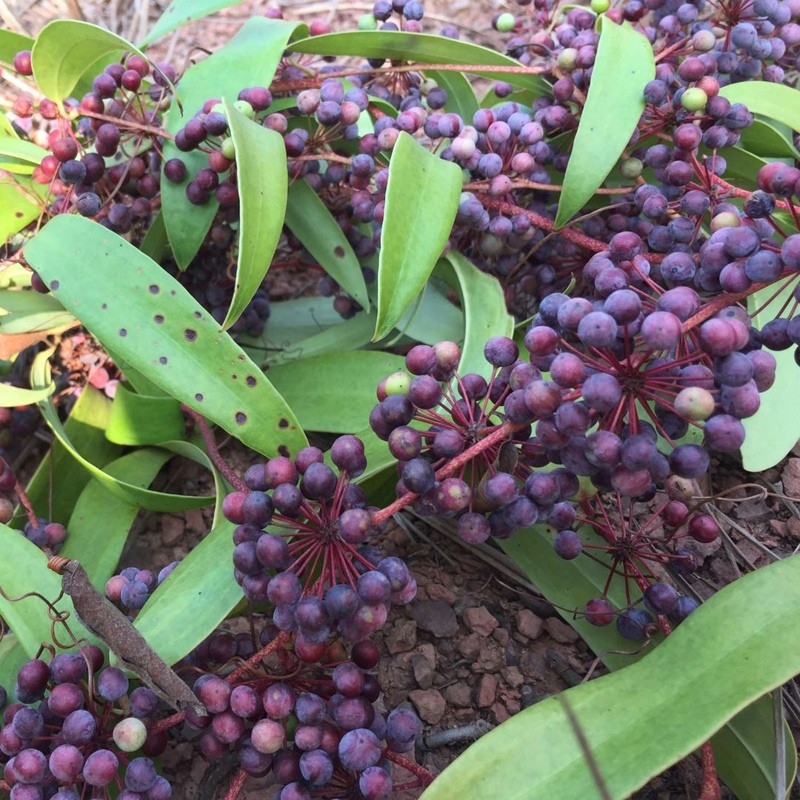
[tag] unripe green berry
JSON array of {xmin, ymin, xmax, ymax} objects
[
  {"xmin": 113, "ymin": 717, "xmax": 147, "ymax": 752},
  {"xmin": 591, "ymin": 0, "xmax": 611, "ymax": 12},
  {"xmin": 681, "ymin": 87, "xmax": 708, "ymax": 112},
  {"xmin": 495, "ymin": 12, "xmax": 516, "ymax": 32},
  {"xmin": 691, "ymin": 29, "xmax": 717, "ymax": 51},
  {"xmin": 384, "ymin": 371, "xmax": 411, "ymax": 396},
  {"xmin": 221, "ymin": 138, "xmax": 236, "ymax": 160},
  {"xmin": 675, "ymin": 387, "xmax": 715, "ymax": 421},
  {"xmin": 558, "ymin": 48, "xmax": 579, "ymax": 71},
  {"xmin": 233, "ymin": 100, "xmax": 254, "ymax": 118},
  {"xmin": 620, "ymin": 157, "xmax": 643, "ymax": 179},
  {"xmin": 710, "ymin": 211, "xmax": 740, "ymax": 231},
  {"xmin": 211, "ymin": 102, "xmax": 226, "ymax": 116},
  {"xmin": 358, "ymin": 13, "xmax": 377, "ymax": 29}
]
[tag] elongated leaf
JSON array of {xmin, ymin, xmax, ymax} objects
[
  {"xmin": 554, "ymin": 19, "xmax": 654, "ymax": 228},
  {"xmin": 21, "ymin": 385, "xmax": 122, "ymax": 526},
  {"xmin": 436, "ymin": 252, "xmax": 514, "ymax": 379},
  {"xmin": 0, "ymin": 289, "xmax": 65, "ymax": 315},
  {"xmin": 0, "ymin": 178, "xmax": 46, "ymax": 243},
  {"xmin": 285, "ymin": 180, "xmax": 369, "ymax": 310},
  {"xmin": 738, "ymin": 118, "xmax": 800, "ymax": 160},
  {"xmin": 0, "ymin": 382, "xmax": 54, "ymax": 406},
  {"xmin": 139, "ymin": 211, "xmax": 169, "ymax": 264},
  {"xmin": 720, "ymin": 82, "xmax": 800, "ymax": 134},
  {"xmin": 263, "ymin": 311, "xmax": 377, "ymax": 368},
  {"xmin": 140, "ymin": 0, "xmax": 248, "ymax": 46},
  {"xmin": 267, "ymin": 351, "xmax": 405, "ymax": 432},
  {"xmin": 0, "ymin": 636, "xmax": 30, "ymax": 704},
  {"xmin": 0, "ymin": 527, "xmax": 97, "ymax": 657},
  {"xmin": 106, "ymin": 384, "xmax": 185, "ymax": 445},
  {"xmin": 421, "ymin": 554, "xmax": 800, "ymax": 800},
  {"xmin": 31, "ymin": 22, "xmax": 144, "ymax": 105},
  {"xmin": 221, "ymin": 99, "xmax": 287, "ymax": 329},
  {"xmin": 63, "ymin": 449, "xmax": 174, "ymax": 583},
  {"xmin": 162, "ymin": 18, "xmax": 306, "ymax": 267},
  {"xmin": 159, "ymin": 150, "xmax": 216, "ymax": 270},
  {"xmin": 395, "ymin": 278, "xmax": 464, "ymax": 345},
  {"xmin": 375, "ymin": 132, "xmax": 461, "ymax": 340},
  {"xmin": 0, "ymin": 308, "xmax": 75, "ymax": 334},
  {"xmin": 0, "ymin": 30, "xmax": 33, "ymax": 65},
  {"xmin": 0, "ymin": 138, "xmax": 47, "ymax": 165},
  {"xmin": 25, "ymin": 215, "xmax": 307, "ymax": 458},
  {"xmin": 500, "ymin": 525, "xmax": 794, "ymax": 798},
  {"xmin": 133, "ymin": 518, "xmax": 239, "ymax": 666},
  {"xmin": 35, "ymin": 386, "xmax": 213, "ymax": 512},
  {"xmin": 741, "ymin": 282, "xmax": 800, "ymax": 470},
  {"xmin": 289, "ymin": 31, "xmax": 551, "ymax": 95}
]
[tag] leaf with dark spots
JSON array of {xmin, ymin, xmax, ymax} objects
[{"xmin": 24, "ymin": 215, "xmax": 307, "ymax": 457}]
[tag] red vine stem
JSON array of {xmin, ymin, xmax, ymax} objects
[
  {"xmin": 180, "ymin": 405, "xmax": 247, "ymax": 492},
  {"xmin": 382, "ymin": 748, "xmax": 436, "ymax": 785},
  {"xmin": 372, "ymin": 420, "xmax": 523, "ymax": 525},
  {"xmin": 15, "ymin": 480, "xmax": 40, "ymax": 528},
  {"xmin": 464, "ymin": 179, "xmax": 635, "ymax": 196},
  {"xmin": 222, "ymin": 768, "xmax": 248, "ymax": 800},
  {"xmin": 681, "ymin": 279, "xmax": 770, "ymax": 332},
  {"xmin": 225, "ymin": 630, "xmax": 292, "ymax": 683},
  {"xmin": 698, "ymin": 741, "xmax": 722, "ymax": 800},
  {"xmin": 149, "ymin": 632, "xmax": 292, "ymax": 735}
]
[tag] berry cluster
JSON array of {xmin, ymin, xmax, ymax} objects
[
  {"xmin": 185, "ymin": 632, "xmax": 419, "ymax": 799},
  {"xmin": 104, "ymin": 563, "xmax": 178, "ymax": 616},
  {"xmin": 0, "ymin": 650, "xmax": 170, "ymax": 798},
  {"xmin": 223, "ymin": 436, "xmax": 415, "ymax": 644}
]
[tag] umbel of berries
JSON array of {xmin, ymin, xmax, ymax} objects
[
  {"xmin": 222, "ymin": 434, "xmax": 415, "ymax": 643},
  {"xmin": 371, "ymin": 337, "xmax": 582, "ymax": 545}
]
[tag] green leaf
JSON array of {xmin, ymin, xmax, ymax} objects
[
  {"xmin": 375, "ymin": 132, "xmax": 462, "ymax": 341},
  {"xmin": 738, "ymin": 118, "xmax": 800, "ymax": 160},
  {"xmin": 263, "ymin": 311, "xmax": 377, "ymax": 368},
  {"xmin": 741, "ymin": 281, "xmax": 800, "ymax": 470},
  {"xmin": 139, "ymin": 211, "xmax": 169, "ymax": 264},
  {"xmin": 22, "ymin": 385, "xmax": 122, "ymax": 526},
  {"xmin": 161, "ymin": 17, "xmax": 306, "ymax": 267},
  {"xmin": 133, "ymin": 517, "xmax": 239, "ymax": 666},
  {"xmin": 421, "ymin": 553, "xmax": 800, "ymax": 800},
  {"xmin": 715, "ymin": 146, "xmax": 768, "ymax": 191},
  {"xmin": 36, "ymin": 388, "xmax": 214, "ymax": 512},
  {"xmin": 266, "ymin": 351, "xmax": 405, "ymax": 432},
  {"xmin": 289, "ymin": 31, "xmax": 551, "ymax": 95},
  {"xmin": 0, "ymin": 636, "xmax": 30, "ymax": 704},
  {"xmin": 0, "ymin": 137, "xmax": 47, "ymax": 166},
  {"xmin": 217, "ymin": 101, "xmax": 287, "ymax": 329},
  {"xmin": 63, "ymin": 448, "xmax": 174, "ymax": 584},
  {"xmin": 436, "ymin": 252, "xmax": 514, "ymax": 379},
  {"xmin": 712, "ymin": 694, "xmax": 796, "ymax": 800},
  {"xmin": 0, "ymin": 177, "xmax": 46, "ymax": 243},
  {"xmin": 31, "ymin": 21, "xmax": 144, "ymax": 105},
  {"xmin": 285, "ymin": 180, "xmax": 369, "ymax": 310},
  {"xmin": 106, "ymin": 384, "xmax": 185, "ymax": 445},
  {"xmin": 0, "ymin": 288, "xmax": 75, "ymax": 334},
  {"xmin": 0, "ymin": 30, "xmax": 33, "ymax": 65},
  {"xmin": 0, "ymin": 527, "xmax": 96, "ymax": 657},
  {"xmin": 24, "ymin": 214, "xmax": 307, "ymax": 458},
  {"xmin": 159, "ymin": 150, "xmax": 216, "ymax": 270},
  {"xmin": 500, "ymin": 525, "xmax": 794, "ymax": 798},
  {"xmin": 0, "ymin": 382, "xmax": 54, "ymax": 406},
  {"xmin": 719, "ymin": 81, "xmax": 800, "ymax": 134},
  {"xmin": 394, "ymin": 278, "xmax": 464, "ymax": 346},
  {"xmin": 424, "ymin": 69, "xmax": 479, "ymax": 122},
  {"xmin": 140, "ymin": 0, "xmax": 250, "ymax": 46},
  {"xmin": 554, "ymin": 19, "xmax": 654, "ymax": 229}
]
